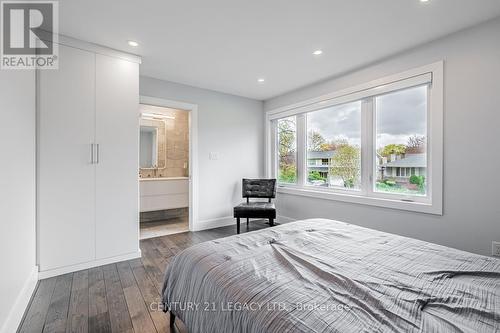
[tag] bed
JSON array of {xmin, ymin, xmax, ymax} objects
[{"xmin": 161, "ymin": 219, "xmax": 500, "ymax": 332}]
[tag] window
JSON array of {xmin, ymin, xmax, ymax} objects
[
  {"xmin": 306, "ymin": 101, "xmax": 361, "ymax": 190},
  {"xmin": 375, "ymin": 85, "xmax": 427, "ymax": 196},
  {"xmin": 277, "ymin": 116, "xmax": 297, "ymax": 184},
  {"xmin": 267, "ymin": 62, "xmax": 443, "ymax": 214}
]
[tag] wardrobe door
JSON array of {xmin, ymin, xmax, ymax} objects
[
  {"xmin": 95, "ymin": 54, "xmax": 139, "ymax": 259},
  {"xmin": 38, "ymin": 45, "xmax": 96, "ymax": 271}
]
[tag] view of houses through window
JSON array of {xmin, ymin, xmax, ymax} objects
[
  {"xmin": 375, "ymin": 85, "xmax": 427, "ymax": 196},
  {"xmin": 306, "ymin": 101, "xmax": 361, "ymax": 190},
  {"xmin": 276, "ymin": 84, "xmax": 429, "ymax": 198}
]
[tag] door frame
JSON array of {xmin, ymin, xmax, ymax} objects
[{"xmin": 139, "ymin": 96, "xmax": 199, "ymax": 232}]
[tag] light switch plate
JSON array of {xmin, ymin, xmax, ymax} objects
[{"xmin": 492, "ymin": 241, "xmax": 500, "ymax": 257}]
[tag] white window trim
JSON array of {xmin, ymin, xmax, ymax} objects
[{"xmin": 265, "ymin": 62, "xmax": 443, "ymax": 215}]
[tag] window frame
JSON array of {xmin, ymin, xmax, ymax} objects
[{"xmin": 265, "ymin": 62, "xmax": 443, "ymax": 215}]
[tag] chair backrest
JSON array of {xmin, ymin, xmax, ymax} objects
[{"xmin": 242, "ymin": 179, "xmax": 276, "ymax": 201}]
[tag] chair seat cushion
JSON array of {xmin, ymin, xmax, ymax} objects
[{"xmin": 234, "ymin": 202, "xmax": 276, "ymax": 218}]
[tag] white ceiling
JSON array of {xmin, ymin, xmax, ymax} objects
[{"xmin": 59, "ymin": 0, "xmax": 500, "ymax": 100}]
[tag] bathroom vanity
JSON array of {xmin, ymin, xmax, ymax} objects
[
  {"xmin": 138, "ymin": 104, "xmax": 189, "ymax": 215},
  {"xmin": 140, "ymin": 177, "xmax": 189, "ymax": 212}
]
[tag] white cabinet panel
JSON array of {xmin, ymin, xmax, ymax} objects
[
  {"xmin": 139, "ymin": 179, "xmax": 189, "ymax": 211},
  {"xmin": 140, "ymin": 179, "xmax": 189, "ymax": 196},
  {"xmin": 140, "ymin": 194, "xmax": 189, "ymax": 212},
  {"xmin": 38, "ymin": 43, "xmax": 140, "ymax": 275},
  {"xmin": 38, "ymin": 45, "xmax": 96, "ymax": 271},
  {"xmin": 95, "ymin": 54, "xmax": 139, "ymax": 259}
]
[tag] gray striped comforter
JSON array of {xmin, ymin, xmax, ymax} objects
[{"xmin": 162, "ymin": 219, "xmax": 500, "ymax": 332}]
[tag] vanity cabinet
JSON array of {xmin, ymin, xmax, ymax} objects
[{"xmin": 38, "ymin": 41, "xmax": 141, "ymax": 276}]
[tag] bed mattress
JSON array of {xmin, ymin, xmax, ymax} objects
[{"xmin": 162, "ymin": 219, "xmax": 500, "ymax": 332}]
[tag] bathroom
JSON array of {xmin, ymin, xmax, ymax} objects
[{"xmin": 139, "ymin": 103, "xmax": 189, "ymax": 239}]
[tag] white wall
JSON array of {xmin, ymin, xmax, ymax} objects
[
  {"xmin": 264, "ymin": 18, "xmax": 500, "ymax": 256},
  {"xmin": 140, "ymin": 77, "xmax": 264, "ymax": 228},
  {"xmin": 0, "ymin": 71, "xmax": 37, "ymax": 332}
]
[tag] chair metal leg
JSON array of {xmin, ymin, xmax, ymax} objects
[
  {"xmin": 269, "ymin": 218, "xmax": 274, "ymax": 226},
  {"xmin": 247, "ymin": 218, "xmax": 249, "ymax": 226},
  {"xmin": 237, "ymin": 217, "xmax": 240, "ymax": 234}
]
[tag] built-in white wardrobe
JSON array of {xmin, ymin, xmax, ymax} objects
[{"xmin": 37, "ymin": 38, "xmax": 141, "ymax": 278}]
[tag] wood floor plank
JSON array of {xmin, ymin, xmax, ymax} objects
[
  {"xmin": 88, "ymin": 267, "xmax": 111, "ymax": 333},
  {"xmin": 140, "ymin": 259, "xmax": 164, "ymax": 293},
  {"xmin": 168, "ymin": 233, "xmax": 190, "ymax": 248},
  {"xmin": 116, "ymin": 261, "xmax": 157, "ymax": 333},
  {"xmin": 43, "ymin": 273, "xmax": 73, "ymax": 333},
  {"xmin": 190, "ymin": 231, "xmax": 214, "ymax": 243},
  {"xmin": 129, "ymin": 261, "xmax": 172, "ymax": 333},
  {"xmin": 102, "ymin": 264, "xmax": 134, "ymax": 333},
  {"xmin": 19, "ymin": 277, "xmax": 57, "ymax": 333},
  {"xmin": 19, "ymin": 220, "xmax": 273, "ymax": 333},
  {"xmin": 65, "ymin": 270, "xmax": 89, "ymax": 333},
  {"xmin": 140, "ymin": 241, "xmax": 169, "ymax": 288},
  {"xmin": 151, "ymin": 237, "xmax": 174, "ymax": 258},
  {"xmin": 183, "ymin": 232, "xmax": 204, "ymax": 246},
  {"xmin": 116, "ymin": 262, "xmax": 136, "ymax": 289},
  {"xmin": 139, "ymin": 238, "xmax": 152, "ymax": 254},
  {"xmin": 147, "ymin": 245, "xmax": 171, "ymax": 275},
  {"xmin": 159, "ymin": 237, "xmax": 182, "ymax": 255}
]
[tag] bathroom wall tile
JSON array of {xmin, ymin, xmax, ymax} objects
[{"xmin": 139, "ymin": 108, "xmax": 189, "ymax": 179}]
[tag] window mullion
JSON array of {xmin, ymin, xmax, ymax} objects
[
  {"xmin": 361, "ymin": 98, "xmax": 374, "ymax": 196},
  {"xmin": 296, "ymin": 114, "xmax": 307, "ymax": 187}
]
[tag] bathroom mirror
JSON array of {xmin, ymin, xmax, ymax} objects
[
  {"xmin": 139, "ymin": 113, "xmax": 168, "ymax": 172},
  {"xmin": 140, "ymin": 126, "xmax": 159, "ymax": 168},
  {"xmin": 139, "ymin": 104, "xmax": 188, "ymax": 179}
]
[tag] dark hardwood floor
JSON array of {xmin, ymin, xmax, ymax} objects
[{"xmin": 18, "ymin": 220, "xmax": 271, "ymax": 333}]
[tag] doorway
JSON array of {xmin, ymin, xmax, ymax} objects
[{"xmin": 138, "ymin": 96, "xmax": 198, "ymax": 239}]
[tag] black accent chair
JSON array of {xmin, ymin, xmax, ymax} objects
[{"xmin": 233, "ymin": 179, "xmax": 277, "ymax": 234}]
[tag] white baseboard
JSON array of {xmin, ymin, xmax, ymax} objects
[
  {"xmin": 193, "ymin": 215, "xmax": 296, "ymax": 232},
  {"xmin": 38, "ymin": 250, "xmax": 142, "ymax": 280},
  {"xmin": 1, "ymin": 266, "xmax": 38, "ymax": 333},
  {"xmin": 193, "ymin": 216, "xmax": 234, "ymax": 231},
  {"xmin": 277, "ymin": 215, "xmax": 296, "ymax": 223}
]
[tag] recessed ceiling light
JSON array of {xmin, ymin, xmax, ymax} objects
[
  {"xmin": 257, "ymin": 78, "xmax": 265, "ymax": 83},
  {"xmin": 128, "ymin": 40, "xmax": 139, "ymax": 47},
  {"xmin": 420, "ymin": 0, "xmax": 429, "ymax": 2},
  {"xmin": 313, "ymin": 50, "xmax": 323, "ymax": 55}
]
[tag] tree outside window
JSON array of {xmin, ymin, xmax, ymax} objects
[{"xmin": 277, "ymin": 117, "xmax": 297, "ymax": 183}]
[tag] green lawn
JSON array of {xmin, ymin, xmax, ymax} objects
[{"xmin": 375, "ymin": 182, "xmax": 426, "ymax": 195}]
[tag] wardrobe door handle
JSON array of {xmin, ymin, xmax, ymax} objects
[
  {"xmin": 96, "ymin": 144, "xmax": 100, "ymax": 164},
  {"xmin": 90, "ymin": 143, "xmax": 95, "ymax": 164}
]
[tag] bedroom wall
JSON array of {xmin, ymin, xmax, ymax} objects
[
  {"xmin": 264, "ymin": 17, "xmax": 500, "ymax": 256},
  {"xmin": 0, "ymin": 71, "xmax": 37, "ymax": 332},
  {"xmin": 140, "ymin": 77, "xmax": 264, "ymax": 229}
]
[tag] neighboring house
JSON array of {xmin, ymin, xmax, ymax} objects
[
  {"xmin": 379, "ymin": 153, "xmax": 426, "ymax": 182},
  {"xmin": 308, "ymin": 150, "xmax": 426, "ymax": 184},
  {"xmin": 307, "ymin": 150, "xmax": 336, "ymax": 179}
]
